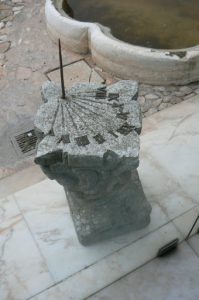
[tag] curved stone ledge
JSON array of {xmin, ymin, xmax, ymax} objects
[{"xmin": 46, "ymin": 0, "xmax": 199, "ymax": 85}]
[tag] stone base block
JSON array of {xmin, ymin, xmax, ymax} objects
[{"xmin": 65, "ymin": 170, "xmax": 152, "ymax": 246}]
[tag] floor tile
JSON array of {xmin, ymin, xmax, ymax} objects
[
  {"xmin": 138, "ymin": 152, "xmax": 196, "ymax": 220},
  {"xmin": 0, "ymin": 165, "xmax": 46, "ymax": 198},
  {"xmin": 140, "ymin": 96, "xmax": 199, "ymax": 205},
  {"xmin": 88, "ymin": 242, "xmax": 199, "ymax": 300},
  {"xmin": 47, "ymin": 60, "xmax": 104, "ymax": 89},
  {"xmin": 0, "ymin": 196, "xmax": 53, "ymax": 300},
  {"xmin": 189, "ymin": 234, "xmax": 199, "ymax": 256},
  {"xmin": 15, "ymin": 179, "xmax": 169, "ymax": 283},
  {"xmin": 32, "ymin": 223, "xmax": 181, "ymax": 300},
  {"xmin": 173, "ymin": 206, "xmax": 199, "ymax": 239}
]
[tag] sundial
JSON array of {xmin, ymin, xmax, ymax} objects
[
  {"xmin": 34, "ymin": 80, "xmax": 142, "ymax": 163},
  {"xmin": 34, "ymin": 40, "xmax": 151, "ymax": 245}
]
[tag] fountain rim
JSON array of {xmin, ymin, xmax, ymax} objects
[{"xmin": 45, "ymin": 0, "xmax": 199, "ymax": 85}]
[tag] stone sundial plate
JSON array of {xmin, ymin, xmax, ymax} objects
[{"xmin": 34, "ymin": 80, "xmax": 141, "ymax": 166}]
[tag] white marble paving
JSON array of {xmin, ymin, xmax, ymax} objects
[
  {"xmin": 173, "ymin": 206, "xmax": 199, "ymax": 239},
  {"xmin": 138, "ymin": 153, "xmax": 197, "ymax": 220},
  {"xmin": 32, "ymin": 223, "xmax": 181, "ymax": 300},
  {"xmin": 0, "ymin": 196, "xmax": 53, "ymax": 300},
  {"xmin": 0, "ymin": 165, "xmax": 46, "ymax": 199},
  {"xmin": 88, "ymin": 242, "xmax": 199, "ymax": 300},
  {"xmin": 15, "ymin": 179, "xmax": 169, "ymax": 283},
  {"xmin": 140, "ymin": 95, "xmax": 199, "ymax": 204}
]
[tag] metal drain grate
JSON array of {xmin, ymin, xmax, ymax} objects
[{"xmin": 10, "ymin": 128, "xmax": 37, "ymax": 158}]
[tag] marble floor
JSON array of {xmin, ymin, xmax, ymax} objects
[{"xmin": 0, "ymin": 95, "xmax": 199, "ymax": 300}]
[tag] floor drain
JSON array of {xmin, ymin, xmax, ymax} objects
[{"xmin": 10, "ymin": 128, "xmax": 37, "ymax": 158}]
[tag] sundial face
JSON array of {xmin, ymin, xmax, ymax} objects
[{"xmin": 35, "ymin": 80, "xmax": 141, "ymax": 160}]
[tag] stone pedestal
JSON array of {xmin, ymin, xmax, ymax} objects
[{"xmin": 34, "ymin": 80, "xmax": 152, "ymax": 245}]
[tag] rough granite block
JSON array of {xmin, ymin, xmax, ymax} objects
[{"xmin": 34, "ymin": 80, "xmax": 152, "ymax": 245}]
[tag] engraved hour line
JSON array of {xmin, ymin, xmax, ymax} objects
[
  {"xmin": 62, "ymin": 104, "xmax": 78, "ymax": 135},
  {"xmin": 68, "ymin": 103, "xmax": 97, "ymax": 135},
  {"xmin": 71, "ymin": 97, "xmax": 119, "ymax": 116},
  {"xmin": 68, "ymin": 103, "xmax": 106, "ymax": 145},
  {"xmin": 53, "ymin": 103, "xmax": 65, "ymax": 138},
  {"xmin": 47, "ymin": 102, "xmax": 61, "ymax": 135},
  {"xmin": 73, "ymin": 96, "xmax": 113, "ymax": 107},
  {"xmin": 73, "ymin": 101, "xmax": 112, "ymax": 117},
  {"xmin": 72, "ymin": 100, "xmax": 119, "ymax": 132},
  {"xmin": 66, "ymin": 104, "xmax": 89, "ymax": 135},
  {"xmin": 76, "ymin": 101, "xmax": 124, "ymax": 124},
  {"xmin": 61, "ymin": 102, "xmax": 65, "ymax": 128},
  {"xmin": 70, "ymin": 96, "xmax": 127, "ymax": 122},
  {"xmin": 72, "ymin": 100, "xmax": 121, "ymax": 130},
  {"xmin": 71, "ymin": 101, "xmax": 105, "ymax": 118},
  {"xmin": 74, "ymin": 94, "xmax": 113, "ymax": 104},
  {"xmin": 64, "ymin": 104, "xmax": 80, "ymax": 135},
  {"xmin": 74, "ymin": 87, "xmax": 106, "ymax": 94},
  {"xmin": 73, "ymin": 88, "xmax": 106, "ymax": 98}
]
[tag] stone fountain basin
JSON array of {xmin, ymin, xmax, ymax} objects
[{"xmin": 46, "ymin": 0, "xmax": 199, "ymax": 85}]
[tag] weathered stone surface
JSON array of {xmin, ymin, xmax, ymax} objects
[
  {"xmin": 65, "ymin": 170, "xmax": 151, "ymax": 245},
  {"xmin": 138, "ymin": 96, "xmax": 145, "ymax": 106},
  {"xmin": 184, "ymin": 93, "xmax": 196, "ymax": 100},
  {"xmin": 16, "ymin": 66, "xmax": 32, "ymax": 80},
  {"xmin": 153, "ymin": 86, "xmax": 166, "ymax": 93},
  {"xmin": 144, "ymin": 107, "xmax": 158, "ymax": 117},
  {"xmin": 195, "ymin": 88, "xmax": 199, "ymax": 94},
  {"xmin": 0, "ymin": 8, "xmax": 12, "ymax": 22},
  {"xmin": 34, "ymin": 80, "xmax": 151, "ymax": 245},
  {"xmin": 0, "ymin": 35, "xmax": 8, "ymax": 42},
  {"xmin": 151, "ymin": 98, "xmax": 162, "ymax": 107},
  {"xmin": 141, "ymin": 99, "xmax": 152, "ymax": 113},
  {"xmin": 0, "ymin": 41, "xmax": 10, "ymax": 53},
  {"xmin": 0, "ymin": 22, "xmax": 5, "ymax": 30},
  {"xmin": 158, "ymin": 102, "xmax": 171, "ymax": 110},
  {"xmin": 5, "ymin": 21, "xmax": 12, "ymax": 27},
  {"xmin": 0, "ymin": 4, "xmax": 12, "ymax": 11},
  {"xmin": 179, "ymin": 86, "xmax": 192, "ymax": 95},
  {"xmin": 14, "ymin": 11, "xmax": 21, "ymax": 16},
  {"xmin": 12, "ymin": 0, "xmax": 24, "ymax": 3},
  {"xmin": 172, "ymin": 91, "xmax": 186, "ymax": 97},
  {"xmin": 145, "ymin": 93, "xmax": 159, "ymax": 101},
  {"xmin": 12, "ymin": 6, "xmax": 24, "ymax": 12},
  {"xmin": 137, "ymin": 81, "xmax": 199, "ymax": 117},
  {"xmin": 0, "ymin": 66, "xmax": 7, "ymax": 78},
  {"xmin": 169, "ymin": 96, "xmax": 182, "ymax": 104}
]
